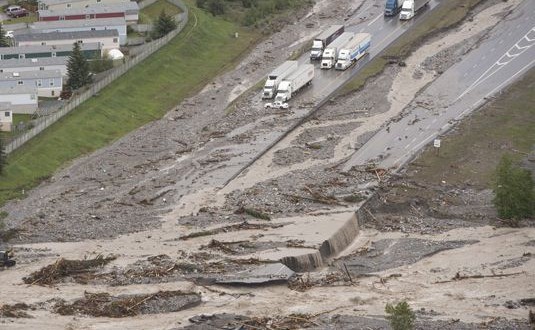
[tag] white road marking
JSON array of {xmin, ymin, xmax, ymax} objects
[
  {"xmin": 454, "ymin": 26, "xmax": 535, "ymax": 101},
  {"xmin": 368, "ymin": 13, "xmax": 383, "ymax": 26}
]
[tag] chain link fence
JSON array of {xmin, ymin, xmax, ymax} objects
[{"xmin": 5, "ymin": 0, "xmax": 188, "ymax": 154}]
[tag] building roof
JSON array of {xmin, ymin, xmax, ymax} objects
[
  {"xmin": 0, "ymin": 57, "xmax": 68, "ymax": 69},
  {"xmin": 0, "ymin": 42, "xmax": 101, "ymax": 55},
  {"xmin": 0, "ymin": 86, "xmax": 38, "ymax": 95},
  {"xmin": 39, "ymin": 0, "xmax": 130, "ymax": 6},
  {"xmin": 0, "ymin": 69, "xmax": 63, "ymax": 80},
  {"xmin": 15, "ymin": 29, "xmax": 118, "ymax": 43},
  {"xmin": 31, "ymin": 17, "xmax": 126, "ymax": 30},
  {"xmin": 38, "ymin": 1, "xmax": 139, "ymax": 16}
]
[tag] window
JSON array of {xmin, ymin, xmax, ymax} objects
[
  {"xmin": 5, "ymin": 112, "xmax": 11, "ymax": 117},
  {"xmin": 49, "ymin": 79, "xmax": 54, "ymax": 86},
  {"xmin": 77, "ymin": 40, "xmax": 83, "ymax": 44},
  {"xmin": 0, "ymin": 69, "xmax": 3, "ymax": 73},
  {"xmin": 37, "ymin": 79, "xmax": 42, "ymax": 87},
  {"xmin": 91, "ymin": 27, "xmax": 96, "ymax": 31},
  {"xmin": 66, "ymin": 3, "xmax": 71, "ymax": 8},
  {"xmin": 113, "ymin": 38, "xmax": 118, "ymax": 43},
  {"xmin": 97, "ymin": 0, "xmax": 101, "ymax": 2},
  {"xmin": 52, "ymin": 52, "xmax": 56, "ymax": 57},
  {"xmin": 85, "ymin": 14, "xmax": 90, "ymax": 19},
  {"xmin": 41, "ymin": 42, "xmax": 46, "ymax": 45},
  {"xmin": 60, "ymin": 15, "xmax": 65, "ymax": 20},
  {"xmin": 19, "ymin": 54, "xmax": 25, "ymax": 59},
  {"xmin": 17, "ymin": 80, "xmax": 23, "ymax": 85},
  {"xmin": 40, "ymin": 67, "xmax": 45, "ymax": 71}
]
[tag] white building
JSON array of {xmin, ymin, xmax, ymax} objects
[
  {"xmin": 38, "ymin": 0, "xmax": 130, "ymax": 11},
  {"xmin": 0, "ymin": 103, "xmax": 13, "ymax": 132},
  {"xmin": 0, "ymin": 57, "xmax": 68, "ymax": 76},
  {"xmin": 15, "ymin": 30, "xmax": 120, "ymax": 52},
  {"xmin": 0, "ymin": 70, "xmax": 63, "ymax": 98},
  {"xmin": 0, "ymin": 86, "xmax": 39, "ymax": 114},
  {"xmin": 31, "ymin": 17, "xmax": 127, "ymax": 45}
]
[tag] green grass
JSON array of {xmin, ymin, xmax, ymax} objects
[
  {"xmin": 2, "ymin": 13, "xmax": 37, "ymax": 24},
  {"xmin": 0, "ymin": 2, "xmax": 259, "ymax": 205},
  {"xmin": 409, "ymin": 69, "xmax": 535, "ymax": 188},
  {"xmin": 141, "ymin": 0, "xmax": 183, "ymax": 22},
  {"xmin": 340, "ymin": 0, "xmax": 484, "ymax": 95}
]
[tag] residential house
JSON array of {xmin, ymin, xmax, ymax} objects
[
  {"xmin": 38, "ymin": 1, "xmax": 139, "ymax": 23},
  {"xmin": 0, "ymin": 70, "xmax": 63, "ymax": 98},
  {"xmin": 0, "ymin": 43, "xmax": 102, "ymax": 60},
  {"xmin": 37, "ymin": 0, "xmax": 129, "ymax": 11},
  {"xmin": 31, "ymin": 17, "xmax": 127, "ymax": 45},
  {"xmin": 0, "ymin": 57, "xmax": 68, "ymax": 76},
  {"xmin": 0, "ymin": 86, "xmax": 39, "ymax": 114},
  {"xmin": 0, "ymin": 104, "xmax": 13, "ymax": 132},
  {"xmin": 15, "ymin": 30, "xmax": 120, "ymax": 52}
]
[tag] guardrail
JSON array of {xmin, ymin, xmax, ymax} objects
[{"xmin": 5, "ymin": 0, "xmax": 188, "ymax": 154}]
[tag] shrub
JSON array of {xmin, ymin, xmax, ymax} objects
[{"xmin": 385, "ymin": 301, "xmax": 416, "ymax": 330}]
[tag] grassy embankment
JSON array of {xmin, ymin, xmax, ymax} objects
[
  {"xmin": 409, "ymin": 69, "xmax": 535, "ymax": 188},
  {"xmin": 0, "ymin": 2, "xmax": 259, "ymax": 205},
  {"xmin": 340, "ymin": 0, "xmax": 486, "ymax": 95},
  {"xmin": 140, "ymin": 0, "xmax": 183, "ymax": 23}
]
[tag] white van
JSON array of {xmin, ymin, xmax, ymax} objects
[{"xmin": 5, "ymin": 5, "xmax": 22, "ymax": 14}]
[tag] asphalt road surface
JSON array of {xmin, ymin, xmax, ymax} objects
[{"xmin": 343, "ymin": 0, "xmax": 535, "ymax": 171}]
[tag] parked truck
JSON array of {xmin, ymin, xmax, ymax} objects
[
  {"xmin": 384, "ymin": 0, "xmax": 402, "ymax": 16},
  {"xmin": 335, "ymin": 33, "xmax": 371, "ymax": 70},
  {"xmin": 399, "ymin": 0, "xmax": 430, "ymax": 20},
  {"xmin": 262, "ymin": 60, "xmax": 298, "ymax": 99},
  {"xmin": 310, "ymin": 25, "xmax": 345, "ymax": 60},
  {"xmin": 274, "ymin": 64, "xmax": 315, "ymax": 102},
  {"xmin": 321, "ymin": 32, "xmax": 355, "ymax": 69}
]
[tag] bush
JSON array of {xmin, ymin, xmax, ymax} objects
[
  {"xmin": 0, "ymin": 138, "xmax": 6, "ymax": 175},
  {"xmin": 385, "ymin": 301, "xmax": 416, "ymax": 330},
  {"xmin": 493, "ymin": 154, "xmax": 535, "ymax": 221}
]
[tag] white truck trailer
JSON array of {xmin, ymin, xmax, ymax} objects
[
  {"xmin": 274, "ymin": 64, "xmax": 315, "ymax": 102},
  {"xmin": 320, "ymin": 32, "xmax": 355, "ymax": 69},
  {"xmin": 310, "ymin": 25, "xmax": 344, "ymax": 60},
  {"xmin": 335, "ymin": 33, "xmax": 371, "ymax": 70},
  {"xmin": 262, "ymin": 60, "xmax": 298, "ymax": 99},
  {"xmin": 399, "ymin": 0, "xmax": 430, "ymax": 20}
]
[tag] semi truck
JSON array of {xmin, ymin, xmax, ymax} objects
[
  {"xmin": 274, "ymin": 64, "xmax": 315, "ymax": 102},
  {"xmin": 321, "ymin": 32, "xmax": 355, "ymax": 69},
  {"xmin": 335, "ymin": 33, "xmax": 371, "ymax": 70},
  {"xmin": 262, "ymin": 60, "xmax": 298, "ymax": 99},
  {"xmin": 399, "ymin": 0, "xmax": 430, "ymax": 20},
  {"xmin": 384, "ymin": 0, "xmax": 402, "ymax": 16},
  {"xmin": 310, "ymin": 25, "xmax": 345, "ymax": 60}
]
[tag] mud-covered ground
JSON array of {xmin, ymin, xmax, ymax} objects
[{"xmin": 0, "ymin": 0, "xmax": 533, "ymax": 329}]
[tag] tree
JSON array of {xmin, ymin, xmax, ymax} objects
[
  {"xmin": 385, "ymin": 301, "xmax": 416, "ymax": 330},
  {"xmin": 0, "ymin": 23, "xmax": 10, "ymax": 47},
  {"xmin": 207, "ymin": 0, "xmax": 225, "ymax": 16},
  {"xmin": 0, "ymin": 138, "xmax": 6, "ymax": 175},
  {"xmin": 493, "ymin": 154, "xmax": 535, "ymax": 221},
  {"xmin": 152, "ymin": 10, "xmax": 177, "ymax": 39},
  {"xmin": 66, "ymin": 42, "xmax": 92, "ymax": 90}
]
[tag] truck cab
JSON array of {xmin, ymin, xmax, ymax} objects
[
  {"xmin": 336, "ymin": 50, "xmax": 351, "ymax": 70},
  {"xmin": 275, "ymin": 81, "xmax": 291, "ymax": 102},
  {"xmin": 384, "ymin": 0, "xmax": 401, "ymax": 16},
  {"xmin": 321, "ymin": 48, "xmax": 336, "ymax": 69},
  {"xmin": 310, "ymin": 39, "xmax": 324, "ymax": 60},
  {"xmin": 263, "ymin": 79, "xmax": 277, "ymax": 99},
  {"xmin": 399, "ymin": 0, "xmax": 414, "ymax": 20}
]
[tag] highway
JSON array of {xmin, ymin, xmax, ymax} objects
[{"xmin": 343, "ymin": 0, "xmax": 535, "ymax": 171}]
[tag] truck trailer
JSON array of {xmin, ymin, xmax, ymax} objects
[
  {"xmin": 310, "ymin": 25, "xmax": 344, "ymax": 60},
  {"xmin": 321, "ymin": 32, "xmax": 355, "ymax": 69},
  {"xmin": 335, "ymin": 33, "xmax": 371, "ymax": 70},
  {"xmin": 262, "ymin": 60, "xmax": 298, "ymax": 99},
  {"xmin": 384, "ymin": 0, "xmax": 402, "ymax": 16},
  {"xmin": 399, "ymin": 0, "xmax": 430, "ymax": 20},
  {"xmin": 275, "ymin": 64, "xmax": 315, "ymax": 102}
]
